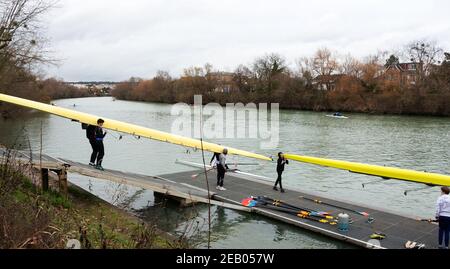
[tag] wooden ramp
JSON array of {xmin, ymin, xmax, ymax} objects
[
  {"xmin": 0, "ymin": 147, "xmax": 249, "ymax": 211},
  {"xmin": 59, "ymin": 158, "xmax": 249, "ymax": 211},
  {"xmin": 1, "ymin": 147, "xmax": 440, "ymax": 249}
]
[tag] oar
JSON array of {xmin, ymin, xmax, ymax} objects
[
  {"xmin": 249, "ymin": 197, "xmax": 333, "ymax": 219},
  {"xmin": 191, "ymin": 167, "xmax": 214, "ymax": 179},
  {"xmin": 296, "ymin": 212, "xmax": 338, "ymax": 226},
  {"xmin": 256, "ymin": 196, "xmax": 329, "ymax": 215},
  {"xmin": 242, "ymin": 197, "xmax": 341, "ymax": 226},
  {"xmin": 417, "ymin": 218, "xmax": 438, "ymax": 223},
  {"xmin": 299, "ymin": 196, "xmax": 370, "ymax": 217},
  {"xmin": 229, "ymin": 163, "xmax": 260, "ymax": 166}
]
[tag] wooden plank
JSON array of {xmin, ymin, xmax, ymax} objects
[
  {"xmin": 0, "ymin": 156, "xmax": 66, "ymax": 170},
  {"xmin": 41, "ymin": 168, "xmax": 49, "ymax": 192},
  {"xmin": 0, "ymin": 148, "xmax": 68, "ymax": 170},
  {"xmin": 66, "ymin": 165, "xmax": 251, "ymax": 213},
  {"xmin": 57, "ymin": 169, "xmax": 68, "ymax": 196}
]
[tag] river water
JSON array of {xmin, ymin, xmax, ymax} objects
[{"xmin": 1, "ymin": 97, "xmax": 448, "ymax": 248}]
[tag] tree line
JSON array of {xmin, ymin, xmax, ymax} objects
[
  {"xmin": 0, "ymin": 0, "xmax": 91, "ymax": 118},
  {"xmin": 113, "ymin": 41, "xmax": 450, "ymax": 116},
  {"xmin": 1, "ymin": 0, "xmax": 449, "ymax": 117}
]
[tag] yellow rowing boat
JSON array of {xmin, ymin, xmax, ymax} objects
[
  {"xmin": 0, "ymin": 93, "xmax": 272, "ymax": 161},
  {"xmin": 284, "ymin": 154, "xmax": 450, "ymax": 186}
]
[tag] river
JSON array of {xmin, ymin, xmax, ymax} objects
[{"xmin": 1, "ymin": 97, "xmax": 448, "ymax": 248}]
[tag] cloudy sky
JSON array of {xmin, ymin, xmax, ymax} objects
[{"xmin": 44, "ymin": 0, "xmax": 450, "ymax": 81}]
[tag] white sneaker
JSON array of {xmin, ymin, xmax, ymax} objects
[
  {"xmin": 216, "ymin": 186, "xmax": 221, "ymax": 190},
  {"xmin": 220, "ymin": 187, "xmax": 227, "ymax": 191}
]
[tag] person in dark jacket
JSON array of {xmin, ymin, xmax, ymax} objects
[
  {"xmin": 216, "ymin": 148, "xmax": 229, "ymax": 191},
  {"xmin": 274, "ymin": 152, "xmax": 288, "ymax": 193},
  {"xmin": 210, "ymin": 152, "xmax": 220, "ymax": 168},
  {"xmin": 87, "ymin": 119, "xmax": 107, "ymax": 170},
  {"xmin": 86, "ymin": 125, "xmax": 96, "ymax": 166}
]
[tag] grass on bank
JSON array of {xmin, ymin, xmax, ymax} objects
[{"xmin": 0, "ymin": 163, "xmax": 186, "ymax": 249}]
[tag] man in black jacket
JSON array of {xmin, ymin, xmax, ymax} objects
[
  {"xmin": 86, "ymin": 119, "xmax": 107, "ymax": 170},
  {"xmin": 274, "ymin": 152, "xmax": 288, "ymax": 193},
  {"xmin": 216, "ymin": 148, "xmax": 229, "ymax": 191}
]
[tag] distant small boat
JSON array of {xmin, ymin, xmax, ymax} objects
[{"xmin": 326, "ymin": 113, "xmax": 348, "ymax": 119}]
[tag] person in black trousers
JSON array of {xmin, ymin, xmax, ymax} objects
[
  {"xmin": 87, "ymin": 119, "xmax": 107, "ymax": 170},
  {"xmin": 216, "ymin": 148, "xmax": 229, "ymax": 191},
  {"xmin": 274, "ymin": 152, "xmax": 288, "ymax": 193},
  {"xmin": 436, "ymin": 186, "xmax": 450, "ymax": 249},
  {"xmin": 87, "ymin": 124, "xmax": 97, "ymax": 166}
]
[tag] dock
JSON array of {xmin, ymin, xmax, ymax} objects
[{"xmin": 0, "ymin": 147, "xmax": 440, "ymax": 249}]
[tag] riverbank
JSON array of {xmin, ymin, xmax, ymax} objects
[
  {"xmin": 0, "ymin": 79, "xmax": 94, "ymax": 120},
  {"xmin": 112, "ymin": 89, "xmax": 450, "ymax": 117},
  {"xmin": 111, "ymin": 53, "xmax": 450, "ymax": 117},
  {"xmin": 0, "ymin": 158, "xmax": 184, "ymax": 249}
]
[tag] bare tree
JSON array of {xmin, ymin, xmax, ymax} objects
[
  {"xmin": 183, "ymin": 66, "xmax": 205, "ymax": 77},
  {"xmin": 203, "ymin": 63, "xmax": 213, "ymax": 75},
  {"xmin": 154, "ymin": 70, "xmax": 172, "ymax": 81},
  {"xmin": 310, "ymin": 48, "xmax": 339, "ymax": 78},
  {"xmin": 0, "ymin": 0, "xmax": 55, "ymax": 73},
  {"xmin": 298, "ymin": 48, "xmax": 339, "ymax": 90},
  {"xmin": 252, "ymin": 53, "xmax": 287, "ymax": 92},
  {"xmin": 153, "ymin": 70, "xmax": 174, "ymax": 102},
  {"xmin": 405, "ymin": 40, "xmax": 444, "ymax": 78},
  {"xmin": 444, "ymin": 52, "xmax": 450, "ymax": 63},
  {"xmin": 233, "ymin": 64, "xmax": 253, "ymax": 92},
  {"xmin": 359, "ymin": 53, "xmax": 385, "ymax": 92},
  {"xmin": 296, "ymin": 57, "xmax": 309, "ymax": 77},
  {"xmin": 340, "ymin": 54, "xmax": 363, "ymax": 78}
]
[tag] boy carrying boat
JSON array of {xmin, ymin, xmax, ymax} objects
[
  {"xmin": 274, "ymin": 152, "xmax": 288, "ymax": 193},
  {"xmin": 216, "ymin": 148, "xmax": 229, "ymax": 191},
  {"xmin": 87, "ymin": 118, "xmax": 107, "ymax": 170}
]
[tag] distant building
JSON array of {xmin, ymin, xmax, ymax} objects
[
  {"xmin": 312, "ymin": 74, "xmax": 346, "ymax": 91},
  {"xmin": 383, "ymin": 62, "xmax": 422, "ymax": 86},
  {"xmin": 65, "ymin": 81, "xmax": 118, "ymax": 96},
  {"xmin": 206, "ymin": 72, "xmax": 235, "ymax": 93}
]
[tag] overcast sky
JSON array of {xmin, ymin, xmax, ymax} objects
[{"xmin": 43, "ymin": 0, "xmax": 450, "ymax": 81}]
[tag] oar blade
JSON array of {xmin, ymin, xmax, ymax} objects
[
  {"xmin": 360, "ymin": 212, "xmax": 370, "ymax": 217},
  {"xmin": 241, "ymin": 197, "xmax": 253, "ymax": 206}
]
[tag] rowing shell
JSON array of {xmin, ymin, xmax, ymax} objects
[
  {"xmin": 0, "ymin": 93, "xmax": 271, "ymax": 161},
  {"xmin": 326, "ymin": 115, "xmax": 349, "ymax": 119},
  {"xmin": 284, "ymin": 154, "xmax": 450, "ymax": 187}
]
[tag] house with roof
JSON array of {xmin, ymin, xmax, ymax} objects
[
  {"xmin": 312, "ymin": 74, "xmax": 347, "ymax": 91},
  {"xmin": 383, "ymin": 62, "xmax": 422, "ymax": 86},
  {"xmin": 206, "ymin": 71, "xmax": 235, "ymax": 93}
]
